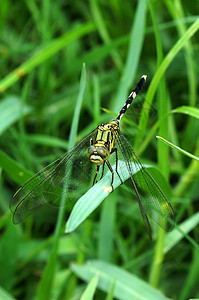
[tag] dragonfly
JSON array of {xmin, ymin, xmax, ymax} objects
[{"xmin": 10, "ymin": 75, "xmax": 175, "ymax": 238}]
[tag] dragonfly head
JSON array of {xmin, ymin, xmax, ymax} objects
[{"xmin": 87, "ymin": 145, "xmax": 110, "ymax": 165}]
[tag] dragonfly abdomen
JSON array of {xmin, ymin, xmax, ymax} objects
[{"xmin": 116, "ymin": 75, "xmax": 147, "ymax": 121}]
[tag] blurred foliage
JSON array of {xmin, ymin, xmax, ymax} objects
[{"xmin": 0, "ymin": 0, "xmax": 199, "ymax": 299}]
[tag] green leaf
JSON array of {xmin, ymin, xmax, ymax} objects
[
  {"xmin": 98, "ymin": 194, "xmax": 116, "ymax": 262},
  {"xmin": 105, "ymin": 279, "xmax": 115, "ymax": 300},
  {"xmin": 25, "ymin": 134, "xmax": 68, "ymax": 149},
  {"xmin": 0, "ymin": 223, "xmax": 21, "ymax": 292},
  {"xmin": 0, "ymin": 96, "xmax": 31, "ymax": 135},
  {"xmin": 136, "ymin": 18, "xmax": 199, "ymax": 147},
  {"xmin": 0, "ymin": 150, "xmax": 33, "ymax": 185},
  {"xmin": 66, "ymin": 162, "xmax": 147, "ymax": 233},
  {"xmin": 113, "ymin": 0, "xmax": 147, "ymax": 112},
  {"xmin": 52, "ymin": 269, "xmax": 71, "ymax": 300},
  {"xmin": 80, "ymin": 273, "xmax": 99, "ymax": 300},
  {"xmin": 172, "ymin": 105, "xmax": 199, "ymax": 119},
  {"xmin": 90, "ymin": 0, "xmax": 122, "ymax": 70},
  {"xmin": 68, "ymin": 63, "xmax": 86, "ymax": 149},
  {"xmin": 0, "ymin": 23, "xmax": 95, "ymax": 92},
  {"xmin": 0, "ymin": 286, "xmax": 16, "ymax": 300},
  {"xmin": 36, "ymin": 65, "xmax": 87, "ymax": 300},
  {"xmin": 156, "ymin": 136, "xmax": 199, "ymax": 161},
  {"xmin": 164, "ymin": 212, "xmax": 199, "ymax": 253},
  {"xmin": 71, "ymin": 260, "xmax": 169, "ymax": 300}
]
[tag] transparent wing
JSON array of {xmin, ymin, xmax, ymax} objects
[
  {"xmin": 10, "ymin": 129, "xmax": 97, "ymax": 224},
  {"xmin": 116, "ymin": 132, "xmax": 175, "ymax": 236}
]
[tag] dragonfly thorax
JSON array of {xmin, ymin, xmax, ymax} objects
[{"xmin": 87, "ymin": 120, "xmax": 120, "ymax": 166}]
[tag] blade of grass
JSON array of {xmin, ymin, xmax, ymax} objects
[
  {"xmin": 24, "ymin": 134, "xmax": 68, "ymax": 149},
  {"xmin": 52, "ymin": 269, "xmax": 71, "ymax": 300},
  {"xmin": 165, "ymin": 0, "xmax": 197, "ymax": 107},
  {"xmin": 105, "ymin": 279, "xmax": 115, "ymax": 300},
  {"xmin": 0, "ymin": 223, "xmax": 20, "ymax": 292},
  {"xmin": 174, "ymin": 150, "xmax": 199, "ymax": 198},
  {"xmin": 164, "ymin": 212, "xmax": 199, "ymax": 253},
  {"xmin": 172, "ymin": 106, "xmax": 199, "ymax": 119},
  {"xmin": 94, "ymin": 0, "xmax": 147, "ymax": 271},
  {"xmin": 68, "ymin": 34, "xmax": 129, "ymax": 76},
  {"xmin": 36, "ymin": 65, "xmax": 87, "ymax": 300},
  {"xmin": 65, "ymin": 162, "xmax": 164, "ymax": 233},
  {"xmin": 179, "ymin": 249, "xmax": 199, "ymax": 300},
  {"xmin": 92, "ymin": 74, "xmax": 101, "ymax": 127},
  {"xmin": 148, "ymin": 0, "xmax": 170, "ymax": 288},
  {"xmin": 71, "ymin": 260, "xmax": 169, "ymax": 300},
  {"xmin": 164, "ymin": 0, "xmax": 198, "ymax": 157},
  {"xmin": 0, "ymin": 23, "xmax": 95, "ymax": 93},
  {"xmin": 0, "ymin": 96, "xmax": 31, "ymax": 135},
  {"xmin": 137, "ymin": 105, "xmax": 199, "ymax": 155},
  {"xmin": 112, "ymin": 0, "xmax": 147, "ymax": 113},
  {"xmin": 0, "ymin": 150, "xmax": 33, "ymax": 185},
  {"xmin": 135, "ymin": 18, "xmax": 199, "ymax": 148},
  {"xmin": 80, "ymin": 273, "xmax": 99, "ymax": 300},
  {"xmin": 98, "ymin": 194, "xmax": 116, "ymax": 262},
  {"xmin": 156, "ymin": 136, "xmax": 199, "ymax": 161},
  {"xmin": 0, "ymin": 286, "xmax": 16, "ymax": 300},
  {"xmin": 68, "ymin": 64, "xmax": 87, "ymax": 147},
  {"xmin": 90, "ymin": 0, "xmax": 123, "ymax": 71},
  {"xmin": 146, "ymin": 16, "xmax": 199, "ymax": 34}
]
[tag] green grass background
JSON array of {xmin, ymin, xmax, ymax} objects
[{"xmin": 0, "ymin": 0, "xmax": 199, "ymax": 299}]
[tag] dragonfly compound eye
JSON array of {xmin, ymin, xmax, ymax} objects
[
  {"xmin": 96, "ymin": 147, "xmax": 109, "ymax": 160},
  {"xmin": 86, "ymin": 146, "xmax": 96, "ymax": 158},
  {"xmin": 86, "ymin": 146, "xmax": 109, "ymax": 165}
]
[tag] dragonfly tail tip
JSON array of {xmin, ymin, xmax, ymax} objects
[{"xmin": 142, "ymin": 75, "xmax": 147, "ymax": 81}]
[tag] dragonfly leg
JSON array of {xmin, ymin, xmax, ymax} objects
[
  {"xmin": 93, "ymin": 165, "xmax": 100, "ymax": 186},
  {"xmin": 112, "ymin": 148, "xmax": 123, "ymax": 185},
  {"xmin": 99, "ymin": 161, "xmax": 105, "ymax": 180},
  {"xmin": 105, "ymin": 160, "xmax": 114, "ymax": 192},
  {"xmin": 90, "ymin": 138, "xmax": 94, "ymax": 145}
]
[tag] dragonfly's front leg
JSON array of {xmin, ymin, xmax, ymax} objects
[
  {"xmin": 93, "ymin": 165, "xmax": 100, "ymax": 186},
  {"xmin": 99, "ymin": 161, "xmax": 105, "ymax": 181},
  {"xmin": 112, "ymin": 148, "xmax": 123, "ymax": 185},
  {"xmin": 105, "ymin": 160, "xmax": 114, "ymax": 192}
]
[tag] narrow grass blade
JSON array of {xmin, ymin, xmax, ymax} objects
[
  {"xmin": 90, "ymin": 0, "xmax": 122, "ymax": 70},
  {"xmin": 105, "ymin": 279, "xmax": 115, "ymax": 300},
  {"xmin": 156, "ymin": 136, "xmax": 199, "ymax": 161},
  {"xmin": 71, "ymin": 35, "xmax": 128, "ymax": 75},
  {"xmin": 0, "ymin": 286, "xmax": 16, "ymax": 300},
  {"xmin": 0, "ymin": 23, "xmax": 94, "ymax": 92},
  {"xmin": 25, "ymin": 134, "xmax": 68, "ymax": 149},
  {"xmin": 36, "ymin": 66, "xmax": 87, "ymax": 300},
  {"xmin": 52, "ymin": 269, "xmax": 71, "ymax": 300},
  {"xmin": 164, "ymin": 212, "xmax": 199, "ymax": 253},
  {"xmin": 68, "ymin": 63, "xmax": 86, "ymax": 148},
  {"xmin": 0, "ymin": 96, "xmax": 31, "ymax": 135},
  {"xmin": 80, "ymin": 273, "xmax": 99, "ymax": 300},
  {"xmin": 66, "ymin": 162, "xmax": 145, "ymax": 233},
  {"xmin": 98, "ymin": 194, "xmax": 116, "ymax": 262},
  {"xmin": 71, "ymin": 260, "xmax": 169, "ymax": 300},
  {"xmin": 165, "ymin": 0, "xmax": 197, "ymax": 107},
  {"xmin": 135, "ymin": 18, "xmax": 199, "ymax": 146},
  {"xmin": 172, "ymin": 106, "xmax": 199, "ymax": 119},
  {"xmin": 113, "ymin": 0, "xmax": 147, "ymax": 112},
  {"xmin": 0, "ymin": 150, "xmax": 33, "ymax": 185},
  {"xmin": 93, "ymin": 74, "xmax": 100, "ymax": 127}
]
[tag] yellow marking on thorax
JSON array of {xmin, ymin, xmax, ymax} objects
[{"xmin": 94, "ymin": 120, "xmax": 120, "ymax": 152}]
